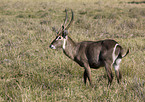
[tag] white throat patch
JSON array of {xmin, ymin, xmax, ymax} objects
[{"xmin": 63, "ymin": 37, "xmax": 67, "ymax": 49}]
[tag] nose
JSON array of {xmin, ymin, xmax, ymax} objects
[
  {"xmin": 49, "ymin": 45, "xmax": 52, "ymax": 48},
  {"xmin": 49, "ymin": 44, "xmax": 56, "ymax": 49}
]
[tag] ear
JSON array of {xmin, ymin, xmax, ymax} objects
[{"xmin": 62, "ymin": 30, "xmax": 68, "ymax": 38}]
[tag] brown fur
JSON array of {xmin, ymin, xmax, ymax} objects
[
  {"xmin": 50, "ymin": 36, "xmax": 129, "ymax": 86},
  {"xmin": 49, "ymin": 10, "xmax": 129, "ymax": 87}
]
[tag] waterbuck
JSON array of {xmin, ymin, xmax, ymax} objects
[{"xmin": 49, "ymin": 9, "xmax": 129, "ymax": 86}]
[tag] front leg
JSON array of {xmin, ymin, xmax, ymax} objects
[
  {"xmin": 84, "ymin": 69, "xmax": 87, "ymax": 85},
  {"xmin": 83, "ymin": 63, "xmax": 93, "ymax": 87}
]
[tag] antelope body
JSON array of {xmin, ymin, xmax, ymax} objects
[{"xmin": 49, "ymin": 9, "xmax": 129, "ymax": 86}]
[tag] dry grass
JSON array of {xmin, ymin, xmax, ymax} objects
[{"xmin": 0, "ymin": 0, "xmax": 145, "ymax": 101}]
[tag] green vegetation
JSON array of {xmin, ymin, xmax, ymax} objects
[{"xmin": 0, "ymin": 0, "xmax": 144, "ymax": 101}]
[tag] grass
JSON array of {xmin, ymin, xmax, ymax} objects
[{"xmin": 0, "ymin": 0, "xmax": 145, "ymax": 101}]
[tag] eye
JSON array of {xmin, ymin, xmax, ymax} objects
[
  {"xmin": 58, "ymin": 36, "xmax": 61, "ymax": 39},
  {"xmin": 56, "ymin": 36, "xmax": 62, "ymax": 40}
]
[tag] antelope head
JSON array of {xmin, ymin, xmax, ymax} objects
[{"xmin": 49, "ymin": 9, "xmax": 74, "ymax": 50}]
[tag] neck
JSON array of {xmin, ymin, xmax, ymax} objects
[{"xmin": 62, "ymin": 36, "xmax": 77, "ymax": 60}]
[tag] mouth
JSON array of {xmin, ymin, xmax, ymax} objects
[{"xmin": 49, "ymin": 45, "xmax": 56, "ymax": 49}]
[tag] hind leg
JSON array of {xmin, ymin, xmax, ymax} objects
[
  {"xmin": 115, "ymin": 70, "xmax": 122, "ymax": 83},
  {"xmin": 113, "ymin": 58, "xmax": 122, "ymax": 83},
  {"xmin": 105, "ymin": 61, "xmax": 114, "ymax": 85}
]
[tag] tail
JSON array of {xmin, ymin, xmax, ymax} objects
[{"xmin": 122, "ymin": 49, "xmax": 129, "ymax": 58}]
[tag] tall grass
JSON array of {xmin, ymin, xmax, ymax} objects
[{"xmin": 0, "ymin": 0, "xmax": 144, "ymax": 101}]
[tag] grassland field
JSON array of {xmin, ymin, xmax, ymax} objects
[{"xmin": 0, "ymin": 0, "xmax": 145, "ymax": 101}]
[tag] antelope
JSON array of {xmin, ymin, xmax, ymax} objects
[{"xmin": 49, "ymin": 9, "xmax": 129, "ymax": 87}]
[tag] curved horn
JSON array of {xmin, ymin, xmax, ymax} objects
[
  {"xmin": 65, "ymin": 9, "xmax": 74, "ymax": 30},
  {"xmin": 57, "ymin": 9, "xmax": 68, "ymax": 35},
  {"xmin": 63, "ymin": 9, "xmax": 68, "ymax": 26}
]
